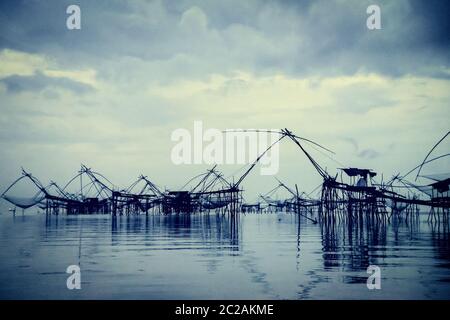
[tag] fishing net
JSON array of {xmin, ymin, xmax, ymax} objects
[
  {"xmin": 2, "ymin": 193, "xmax": 45, "ymax": 209},
  {"xmin": 201, "ymin": 200, "xmax": 230, "ymax": 209}
]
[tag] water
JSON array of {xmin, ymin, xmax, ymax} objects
[{"xmin": 0, "ymin": 212, "xmax": 449, "ymax": 299}]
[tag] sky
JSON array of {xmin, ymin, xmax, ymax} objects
[{"xmin": 0, "ymin": 0, "xmax": 449, "ymax": 205}]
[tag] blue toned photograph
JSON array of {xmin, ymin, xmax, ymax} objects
[{"xmin": 0, "ymin": 0, "xmax": 449, "ymax": 306}]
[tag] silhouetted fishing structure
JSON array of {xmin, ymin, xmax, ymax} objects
[
  {"xmin": 1, "ymin": 129, "xmax": 449, "ymax": 224},
  {"xmin": 289, "ymin": 128, "xmax": 447, "ymax": 223},
  {"xmin": 0, "ymin": 131, "xmax": 281, "ymax": 216}
]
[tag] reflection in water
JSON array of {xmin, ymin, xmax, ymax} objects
[
  {"xmin": 110, "ymin": 214, "xmax": 241, "ymax": 249},
  {"xmin": 320, "ymin": 214, "xmax": 390, "ymax": 273},
  {"xmin": 0, "ymin": 211, "xmax": 449, "ymax": 299},
  {"xmin": 317, "ymin": 213, "xmax": 450, "ymax": 296}
]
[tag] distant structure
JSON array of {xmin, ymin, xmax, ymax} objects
[{"xmin": 1, "ymin": 129, "xmax": 448, "ymax": 223}]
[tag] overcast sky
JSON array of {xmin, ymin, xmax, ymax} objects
[{"xmin": 0, "ymin": 0, "xmax": 449, "ymax": 203}]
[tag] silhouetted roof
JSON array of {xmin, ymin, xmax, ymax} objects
[
  {"xmin": 340, "ymin": 168, "xmax": 377, "ymax": 178},
  {"xmin": 429, "ymin": 178, "xmax": 450, "ymax": 193}
]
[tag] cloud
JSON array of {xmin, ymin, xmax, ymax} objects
[
  {"xmin": 44, "ymin": 69, "xmax": 98, "ymax": 87},
  {"xmin": 0, "ymin": 0, "xmax": 448, "ymax": 80},
  {"xmin": 0, "ymin": 49, "xmax": 48, "ymax": 78},
  {"xmin": 0, "ymin": 0, "xmax": 449, "ymax": 199},
  {"xmin": 358, "ymin": 149, "xmax": 380, "ymax": 160},
  {"xmin": 0, "ymin": 49, "xmax": 98, "ymax": 93},
  {"xmin": 179, "ymin": 6, "xmax": 208, "ymax": 31},
  {"xmin": 1, "ymin": 72, "xmax": 94, "ymax": 94}
]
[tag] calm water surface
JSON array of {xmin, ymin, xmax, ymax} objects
[{"xmin": 0, "ymin": 212, "xmax": 449, "ymax": 299}]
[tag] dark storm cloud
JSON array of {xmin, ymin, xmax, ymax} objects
[
  {"xmin": 0, "ymin": 0, "xmax": 448, "ymax": 79},
  {"xmin": 408, "ymin": 0, "xmax": 450, "ymax": 49},
  {"xmin": 275, "ymin": 0, "xmax": 449, "ymax": 77}
]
